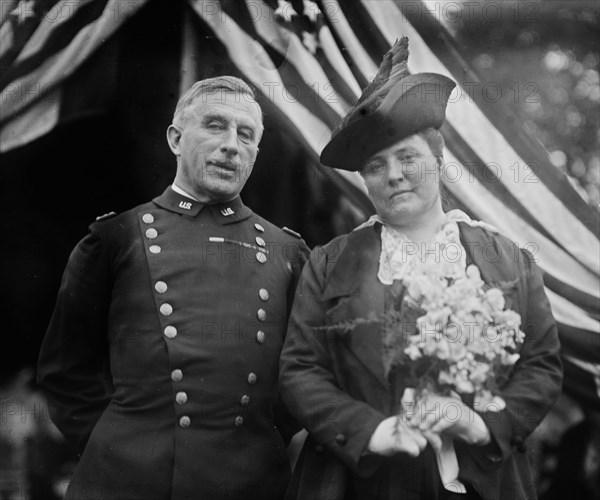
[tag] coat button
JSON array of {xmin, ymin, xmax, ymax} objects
[
  {"xmin": 160, "ymin": 303, "xmax": 173, "ymax": 316},
  {"xmin": 234, "ymin": 416, "xmax": 244, "ymax": 427},
  {"xmin": 254, "ymin": 223, "xmax": 264, "ymax": 232},
  {"xmin": 155, "ymin": 281, "xmax": 168, "ymax": 294},
  {"xmin": 240, "ymin": 395, "xmax": 250, "ymax": 406},
  {"xmin": 257, "ymin": 309, "xmax": 267, "ymax": 321},
  {"xmin": 149, "ymin": 245, "xmax": 161, "ymax": 254},
  {"xmin": 179, "ymin": 416, "xmax": 191, "ymax": 428},
  {"xmin": 145, "ymin": 228, "xmax": 158, "ymax": 239},
  {"xmin": 171, "ymin": 369, "xmax": 183, "ymax": 382},
  {"xmin": 164, "ymin": 326, "xmax": 177, "ymax": 339},
  {"xmin": 335, "ymin": 433, "xmax": 347, "ymax": 446},
  {"xmin": 175, "ymin": 392, "xmax": 188, "ymax": 405},
  {"xmin": 247, "ymin": 373, "xmax": 257, "ymax": 385},
  {"xmin": 142, "ymin": 213, "xmax": 154, "ymax": 224},
  {"xmin": 255, "ymin": 236, "xmax": 266, "ymax": 247},
  {"xmin": 256, "ymin": 331, "xmax": 266, "ymax": 344},
  {"xmin": 315, "ymin": 444, "xmax": 324, "ymax": 454},
  {"xmin": 256, "ymin": 252, "xmax": 267, "ymax": 264},
  {"xmin": 259, "ymin": 288, "xmax": 269, "ymax": 301}
]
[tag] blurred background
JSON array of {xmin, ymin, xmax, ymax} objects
[{"xmin": 0, "ymin": 0, "xmax": 598, "ymax": 498}]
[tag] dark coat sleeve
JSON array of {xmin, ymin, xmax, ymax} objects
[
  {"xmin": 37, "ymin": 223, "xmax": 113, "ymax": 455},
  {"xmin": 464, "ymin": 247, "xmax": 563, "ymax": 470},
  {"xmin": 279, "ymin": 245, "xmax": 386, "ymax": 475}
]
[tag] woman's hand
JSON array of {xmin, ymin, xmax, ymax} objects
[
  {"xmin": 367, "ymin": 416, "xmax": 429, "ymax": 457},
  {"xmin": 415, "ymin": 393, "xmax": 491, "ymax": 446}
]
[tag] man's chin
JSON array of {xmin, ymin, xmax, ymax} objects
[{"xmin": 203, "ymin": 182, "xmax": 243, "ymax": 203}]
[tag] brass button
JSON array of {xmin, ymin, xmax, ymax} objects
[
  {"xmin": 142, "ymin": 213, "xmax": 154, "ymax": 224},
  {"xmin": 234, "ymin": 415, "xmax": 244, "ymax": 427},
  {"xmin": 257, "ymin": 309, "xmax": 267, "ymax": 321},
  {"xmin": 255, "ymin": 236, "xmax": 265, "ymax": 247},
  {"xmin": 145, "ymin": 228, "xmax": 158, "ymax": 239},
  {"xmin": 240, "ymin": 395, "xmax": 250, "ymax": 406},
  {"xmin": 247, "ymin": 373, "xmax": 257, "ymax": 385},
  {"xmin": 254, "ymin": 223, "xmax": 264, "ymax": 232},
  {"xmin": 171, "ymin": 369, "xmax": 183, "ymax": 382},
  {"xmin": 155, "ymin": 281, "xmax": 167, "ymax": 294},
  {"xmin": 335, "ymin": 433, "xmax": 347, "ymax": 446},
  {"xmin": 256, "ymin": 252, "xmax": 267, "ymax": 264},
  {"xmin": 149, "ymin": 245, "xmax": 161, "ymax": 254},
  {"xmin": 164, "ymin": 326, "xmax": 177, "ymax": 339},
  {"xmin": 259, "ymin": 288, "xmax": 269, "ymax": 301},
  {"xmin": 160, "ymin": 303, "xmax": 173, "ymax": 316},
  {"xmin": 256, "ymin": 331, "xmax": 266, "ymax": 344},
  {"xmin": 175, "ymin": 391, "xmax": 188, "ymax": 405},
  {"xmin": 179, "ymin": 416, "xmax": 191, "ymax": 428}
]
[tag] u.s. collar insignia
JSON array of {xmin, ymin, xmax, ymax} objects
[
  {"xmin": 220, "ymin": 207, "xmax": 235, "ymax": 216},
  {"xmin": 179, "ymin": 201, "xmax": 192, "ymax": 210}
]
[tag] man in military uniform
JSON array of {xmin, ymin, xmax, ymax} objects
[{"xmin": 37, "ymin": 76, "xmax": 309, "ymax": 500}]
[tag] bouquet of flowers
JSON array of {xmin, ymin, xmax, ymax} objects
[
  {"xmin": 379, "ymin": 247, "xmax": 525, "ymax": 492},
  {"xmin": 382, "ymin": 259, "xmax": 524, "ymax": 412}
]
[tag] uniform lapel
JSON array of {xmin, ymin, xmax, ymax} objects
[{"xmin": 322, "ymin": 226, "xmax": 388, "ymax": 389}]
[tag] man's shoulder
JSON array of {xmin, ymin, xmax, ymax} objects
[{"xmin": 250, "ymin": 212, "xmax": 306, "ymax": 245}]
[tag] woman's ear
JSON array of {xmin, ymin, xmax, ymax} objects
[{"xmin": 166, "ymin": 124, "xmax": 182, "ymax": 156}]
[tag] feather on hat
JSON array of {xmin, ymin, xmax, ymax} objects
[{"xmin": 320, "ymin": 37, "xmax": 456, "ymax": 171}]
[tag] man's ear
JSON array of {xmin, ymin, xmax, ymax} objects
[{"xmin": 166, "ymin": 124, "xmax": 182, "ymax": 156}]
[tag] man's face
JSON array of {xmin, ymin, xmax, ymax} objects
[
  {"xmin": 360, "ymin": 134, "xmax": 441, "ymax": 227},
  {"xmin": 170, "ymin": 92, "xmax": 263, "ymax": 203}
]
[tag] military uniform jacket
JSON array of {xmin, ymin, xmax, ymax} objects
[
  {"xmin": 279, "ymin": 223, "xmax": 562, "ymax": 500},
  {"xmin": 38, "ymin": 187, "xmax": 309, "ymax": 500}
]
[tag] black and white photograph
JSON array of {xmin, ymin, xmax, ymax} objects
[{"xmin": 0, "ymin": 1, "xmax": 598, "ymax": 499}]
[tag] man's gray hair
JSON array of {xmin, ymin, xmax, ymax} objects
[{"xmin": 173, "ymin": 76, "xmax": 261, "ymax": 127}]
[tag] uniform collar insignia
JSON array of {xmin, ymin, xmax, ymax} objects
[
  {"xmin": 211, "ymin": 197, "xmax": 252, "ymax": 225},
  {"xmin": 152, "ymin": 187, "xmax": 204, "ymax": 216}
]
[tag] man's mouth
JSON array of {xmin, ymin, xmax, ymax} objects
[{"xmin": 209, "ymin": 160, "xmax": 237, "ymax": 172}]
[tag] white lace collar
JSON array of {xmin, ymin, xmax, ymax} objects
[{"xmin": 353, "ymin": 210, "xmax": 497, "ymax": 285}]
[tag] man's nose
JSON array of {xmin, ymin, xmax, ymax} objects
[{"xmin": 220, "ymin": 128, "xmax": 239, "ymax": 155}]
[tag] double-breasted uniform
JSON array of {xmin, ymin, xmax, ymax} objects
[
  {"xmin": 279, "ymin": 222, "xmax": 562, "ymax": 500},
  {"xmin": 38, "ymin": 187, "xmax": 309, "ymax": 500}
]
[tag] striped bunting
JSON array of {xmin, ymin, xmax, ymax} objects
[
  {"xmin": 190, "ymin": 0, "xmax": 599, "ymax": 407},
  {"xmin": 0, "ymin": 0, "xmax": 148, "ymax": 151}
]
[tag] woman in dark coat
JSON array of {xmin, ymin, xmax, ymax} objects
[{"xmin": 279, "ymin": 39, "xmax": 562, "ymax": 500}]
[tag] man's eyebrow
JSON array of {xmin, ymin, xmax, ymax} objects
[{"xmin": 201, "ymin": 112, "xmax": 226, "ymax": 122}]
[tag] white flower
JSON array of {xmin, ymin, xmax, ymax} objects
[{"xmin": 485, "ymin": 288, "xmax": 506, "ymax": 311}]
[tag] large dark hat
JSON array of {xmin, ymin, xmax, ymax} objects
[{"xmin": 320, "ymin": 38, "xmax": 456, "ymax": 171}]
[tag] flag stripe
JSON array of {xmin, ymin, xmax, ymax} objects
[
  {"xmin": 315, "ymin": 25, "xmax": 361, "ymax": 100},
  {"xmin": 245, "ymin": 1, "xmax": 351, "ymax": 116},
  {"xmin": 0, "ymin": 0, "xmax": 62, "ymax": 63},
  {"xmin": 440, "ymin": 122, "xmax": 559, "ymax": 245},
  {"xmin": 14, "ymin": 0, "xmax": 95, "ymax": 64},
  {"xmin": 0, "ymin": 0, "xmax": 109, "ymax": 92},
  {"xmin": 443, "ymin": 149, "xmax": 600, "ymax": 302},
  {"xmin": 403, "ymin": 0, "xmax": 600, "ymax": 237},
  {"xmin": 0, "ymin": 85, "xmax": 60, "ymax": 151},
  {"xmin": 319, "ymin": 0, "xmax": 376, "ymax": 88},
  {"xmin": 0, "ymin": 0, "xmax": 148, "ymax": 125}
]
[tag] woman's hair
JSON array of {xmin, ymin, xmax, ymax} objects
[
  {"xmin": 418, "ymin": 127, "xmax": 445, "ymax": 158},
  {"xmin": 172, "ymin": 76, "xmax": 260, "ymax": 127}
]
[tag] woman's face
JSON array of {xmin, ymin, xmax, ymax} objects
[{"xmin": 360, "ymin": 134, "xmax": 442, "ymax": 227}]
